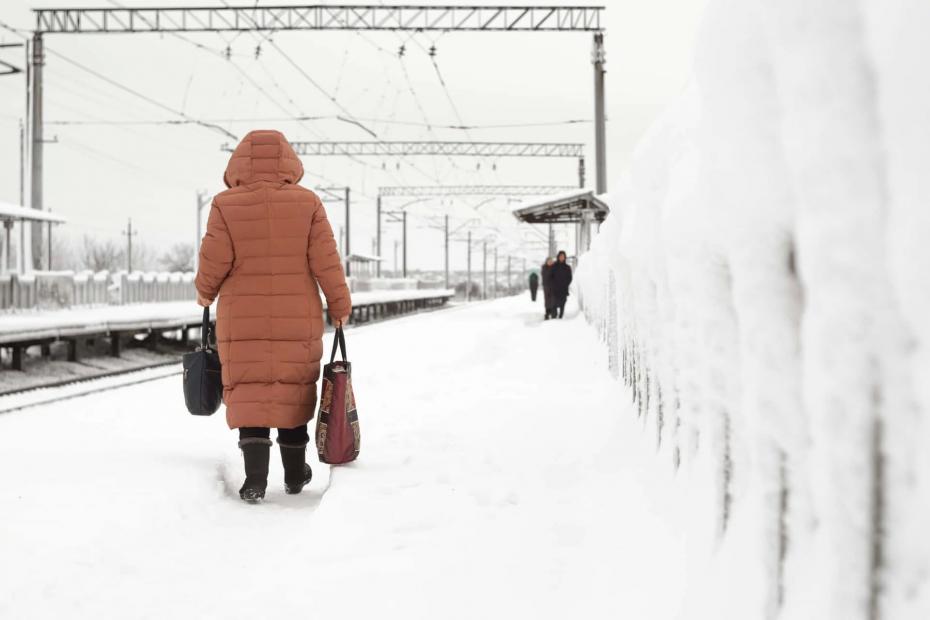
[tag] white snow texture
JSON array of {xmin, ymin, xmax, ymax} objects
[{"xmin": 575, "ymin": 1, "xmax": 930, "ymax": 619}]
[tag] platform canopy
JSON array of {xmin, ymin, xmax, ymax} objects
[
  {"xmin": 511, "ymin": 189, "xmax": 609, "ymax": 224},
  {"xmin": 346, "ymin": 253, "xmax": 384, "ymax": 263},
  {"xmin": 0, "ymin": 201, "xmax": 67, "ymax": 224}
]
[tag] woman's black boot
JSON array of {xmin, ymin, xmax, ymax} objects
[
  {"xmin": 279, "ymin": 441, "xmax": 313, "ymax": 495},
  {"xmin": 238, "ymin": 438, "xmax": 271, "ymax": 503}
]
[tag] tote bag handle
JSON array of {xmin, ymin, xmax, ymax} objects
[
  {"xmin": 200, "ymin": 306, "xmax": 213, "ymax": 350},
  {"xmin": 329, "ymin": 326, "xmax": 347, "ymax": 364}
]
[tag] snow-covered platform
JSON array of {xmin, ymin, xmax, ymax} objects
[
  {"xmin": 0, "ymin": 289, "xmax": 455, "ymax": 372},
  {"xmin": 0, "ymin": 296, "xmax": 688, "ymax": 619},
  {"xmin": 0, "ymin": 288, "xmax": 456, "ymax": 345}
]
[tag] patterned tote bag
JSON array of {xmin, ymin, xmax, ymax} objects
[{"xmin": 315, "ymin": 326, "xmax": 360, "ymax": 464}]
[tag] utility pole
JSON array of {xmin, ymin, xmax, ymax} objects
[
  {"xmin": 593, "ymin": 32, "xmax": 607, "ymax": 195},
  {"xmin": 443, "ymin": 214, "xmax": 449, "ymax": 290},
  {"xmin": 577, "ymin": 156, "xmax": 585, "ymax": 256},
  {"xmin": 20, "ymin": 40, "xmax": 29, "ymax": 273},
  {"xmin": 122, "ymin": 218, "xmax": 137, "ymax": 273},
  {"xmin": 507, "ymin": 255, "xmax": 512, "ymax": 296},
  {"xmin": 493, "ymin": 245, "xmax": 497, "ymax": 299},
  {"xmin": 393, "ymin": 240, "xmax": 399, "ymax": 277},
  {"xmin": 15, "ymin": 118, "xmax": 24, "ymax": 273},
  {"xmin": 19, "ymin": 119, "xmax": 25, "ymax": 208},
  {"xmin": 47, "ymin": 208, "xmax": 52, "ymax": 270},
  {"xmin": 466, "ymin": 229, "xmax": 472, "ymax": 302},
  {"xmin": 2, "ymin": 221, "xmax": 11, "ymax": 274},
  {"xmin": 344, "ymin": 186, "xmax": 351, "ymax": 276},
  {"xmin": 194, "ymin": 190, "xmax": 210, "ymax": 272},
  {"xmin": 482, "ymin": 240, "xmax": 488, "ymax": 300},
  {"xmin": 30, "ymin": 33, "xmax": 44, "ymax": 270},
  {"xmin": 376, "ymin": 194, "xmax": 382, "ymax": 277},
  {"xmin": 19, "ymin": 213, "xmax": 25, "ymax": 273}
]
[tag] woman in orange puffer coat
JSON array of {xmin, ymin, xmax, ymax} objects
[{"xmin": 195, "ymin": 130, "xmax": 351, "ymax": 503}]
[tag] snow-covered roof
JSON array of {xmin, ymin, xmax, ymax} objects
[
  {"xmin": 346, "ymin": 253, "xmax": 384, "ymax": 263},
  {"xmin": 0, "ymin": 201, "xmax": 67, "ymax": 224},
  {"xmin": 511, "ymin": 190, "xmax": 609, "ymax": 224}
]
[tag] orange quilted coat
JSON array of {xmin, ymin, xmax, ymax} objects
[{"xmin": 195, "ymin": 130, "xmax": 351, "ymax": 429}]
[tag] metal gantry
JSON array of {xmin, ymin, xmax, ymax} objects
[
  {"xmin": 27, "ymin": 4, "xmax": 608, "ymax": 270},
  {"xmin": 35, "ymin": 5, "xmax": 604, "ymax": 34},
  {"xmin": 284, "ymin": 141, "xmax": 585, "ymax": 158},
  {"xmin": 379, "ymin": 185, "xmax": 577, "ymax": 198},
  {"xmin": 222, "ymin": 140, "xmax": 588, "ymax": 186}
]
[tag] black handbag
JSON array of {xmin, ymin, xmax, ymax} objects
[{"xmin": 182, "ymin": 306, "xmax": 223, "ymax": 415}]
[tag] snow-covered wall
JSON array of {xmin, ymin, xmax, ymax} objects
[{"xmin": 576, "ymin": 1, "xmax": 929, "ymax": 618}]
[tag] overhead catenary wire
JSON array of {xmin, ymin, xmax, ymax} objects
[
  {"xmin": 91, "ymin": 0, "xmax": 378, "ymax": 191},
  {"xmin": 266, "ymin": 37, "xmax": 444, "ymax": 187},
  {"xmin": 192, "ymin": 8, "xmax": 434, "ymax": 191},
  {"xmin": 136, "ymin": 24, "xmax": 420, "ymax": 197},
  {"xmin": 45, "ymin": 50, "xmax": 239, "ymax": 141},
  {"xmin": 0, "ymin": 14, "xmax": 240, "ymax": 142},
  {"xmin": 414, "ymin": 34, "xmax": 505, "ymax": 185}
]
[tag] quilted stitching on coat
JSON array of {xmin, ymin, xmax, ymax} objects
[{"xmin": 196, "ymin": 130, "xmax": 352, "ymax": 429}]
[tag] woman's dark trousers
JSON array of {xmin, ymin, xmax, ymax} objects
[{"xmin": 239, "ymin": 425, "xmax": 310, "ymax": 445}]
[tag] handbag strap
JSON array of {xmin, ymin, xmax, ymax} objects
[
  {"xmin": 329, "ymin": 326, "xmax": 347, "ymax": 364},
  {"xmin": 201, "ymin": 306, "xmax": 211, "ymax": 349}
]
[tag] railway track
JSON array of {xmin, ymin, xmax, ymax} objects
[{"xmin": 0, "ymin": 362, "xmax": 182, "ymax": 415}]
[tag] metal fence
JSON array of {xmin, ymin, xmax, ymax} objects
[
  {"xmin": 0, "ymin": 271, "xmax": 196, "ymax": 311},
  {"xmin": 0, "ymin": 271, "xmax": 458, "ymax": 312}
]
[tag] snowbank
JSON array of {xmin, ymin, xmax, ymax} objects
[{"xmin": 576, "ymin": 1, "xmax": 930, "ymax": 618}]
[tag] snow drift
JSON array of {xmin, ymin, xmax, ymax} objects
[{"xmin": 576, "ymin": 1, "xmax": 930, "ymax": 618}]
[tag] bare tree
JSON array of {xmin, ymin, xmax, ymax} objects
[
  {"xmin": 80, "ymin": 235, "xmax": 124, "ymax": 272},
  {"xmin": 50, "ymin": 234, "xmax": 77, "ymax": 271},
  {"xmin": 159, "ymin": 243, "xmax": 194, "ymax": 272}
]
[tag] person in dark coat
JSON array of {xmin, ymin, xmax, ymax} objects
[
  {"xmin": 541, "ymin": 257, "xmax": 555, "ymax": 319},
  {"xmin": 528, "ymin": 271, "xmax": 539, "ymax": 301},
  {"xmin": 549, "ymin": 250, "xmax": 573, "ymax": 319}
]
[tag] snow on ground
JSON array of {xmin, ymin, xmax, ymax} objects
[{"xmin": 0, "ymin": 295, "xmax": 698, "ymax": 620}]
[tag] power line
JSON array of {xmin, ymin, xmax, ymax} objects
[
  {"xmin": 8, "ymin": 9, "xmax": 241, "ymax": 142},
  {"xmin": 268, "ymin": 39, "xmax": 378, "ymax": 139},
  {"xmin": 45, "ymin": 49, "xmax": 239, "ymax": 141},
  {"xmin": 267, "ymin": 38, "xmax": 446, "ymax": 186}
]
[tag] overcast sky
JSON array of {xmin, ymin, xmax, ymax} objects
[{"xmin": 0, "ymin": 0, "xmax": 705, "ymax": 271}]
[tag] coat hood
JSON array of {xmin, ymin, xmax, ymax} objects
[{"xmin": 223, "ymin": 130, "xmax": 304, "ymax": 188}]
